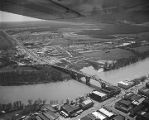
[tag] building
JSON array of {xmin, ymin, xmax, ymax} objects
[
  {"xmin": 60, "ymin": 104, "xmax": 80, "ymax": 117},
  {"xmin": 129, "ymin": 104, "xmax": 145, "ymax": 117},
  {"xmin": 118, "ymin": 80, "xmax": 135, "ymax": 89},
  {"xmin": 92, "ymin": 111, "xmax": 107, "ymax": 120},
  {"xmin": 90, "ymin": 90, "xmax": 107, "ymax": 102},
  {"xmin": 80, "ymin": 99, "xmax": 94, "ymax": 110},
  {"xmin": 132, "ymin": 97, "xmax": 145, "ymax": 106},
  {"xmin": 42, "ymin": 111, "xmax": 59, "ymax": 120},
  {"xmin": 99, "ymin": 86, "xmax": 121, "ymax": 97},
  {"xmin": 37, "ymin": 113, "xmax": 49, "ymax": 120},
  {"xmin": 138, "ymin": 87, "xmax": 149, "ymax": 98},
  {"xmin": 98, "ymin": 107, "xmax": 115, "ymax": 119},
  {"xmin": 115, "ymin": 99, "xmax": 133, "ymax": 113},
  {"xmin": 79, "ymin": 114, "xmax": 95, "ymax": 120},
  {"xmin": 123, "ymin": 92, "xmax": 145, "ymax": 106}
]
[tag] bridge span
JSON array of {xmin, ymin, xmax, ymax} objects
[{"xmin": 52, "ymin": 65, "xmax": 112, "ymax": 87}]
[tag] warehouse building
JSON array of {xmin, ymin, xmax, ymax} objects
[
  {"xmin": 92, "ymin": 111, "xmax": 107, "ymax": 120},
  {"xmin": 60, "ymin": 104, "xmax": 80, "ymax": 117},
  {"xmin": 118, "ymin": 80, "xmax": 135, "ymax": 89},
  {"xmin": 98, "ymin": 107, "xmax": 115, "ymax": 119},
  {"xmin": 90, "ymin": 90, "xmax": 107, "ymax": 102}
]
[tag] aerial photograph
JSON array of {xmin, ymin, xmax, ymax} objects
[{"xmin": 0, "ymin": 0, "xmax": 149, "ymax": 120}]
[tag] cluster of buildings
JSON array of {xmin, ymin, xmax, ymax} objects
[
  {"xmin": 78, "ymin": 76, "xmax": 149, "ymax": 120},
  {"xmin": 60, "ymin": 99, "xmax": 94, "ymax": 118},
  {"xmin": 114, "ymin": 82, "xmax": 149, "ymax": 120},
  {"xmin": 89, "ymin": 85, "xmax": 121, "ymax": 102},
  {"xmin": 79, "ymin": 107, "xmax": 125, "ymax": 120},
  {"xmin": 13, "ymin": 84, "xmax": 121, "ymax": 120},
  {"xmin": 14, "ymin": 97, "xmax": 94, "ymax": 120},
  {"xmin": 118, "ymin": 76, "xmax": 146, "ymax": 90}
]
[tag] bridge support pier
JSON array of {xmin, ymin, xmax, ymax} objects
[{"xmin": 86, "ymin": 77, "xmax": 90, "ymax": 85}]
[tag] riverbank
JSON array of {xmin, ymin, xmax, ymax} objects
[
  {"xmin": 0, "ymin": 64, "xmax": 71, "ymax": 86},
  {"xmin": 103, "ymin": 48, "xmax": 149, "ymax": 71},
  {"xmin": 81, "ymin": 57, "xmax": 149, "ymax": 85}
]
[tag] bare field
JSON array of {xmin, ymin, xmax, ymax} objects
[{"xmin": 82, "ymin": 48, "xmax": 135, "ymax": 60}]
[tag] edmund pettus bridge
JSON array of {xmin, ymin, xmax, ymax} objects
[{"xmin": 51, "ymin": 65, "xmax": 112, "ymax": 87}]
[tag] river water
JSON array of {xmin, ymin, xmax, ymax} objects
[{"xmin": 0, "ymin": 58, "xmax": 149, "ymax": 104}]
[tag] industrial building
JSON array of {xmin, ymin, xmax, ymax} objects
[
  {"xmin": 118, "ymin": 80, "xmax": 135, "ymax": 89},
  {"xmin": 42, "ymin": 111, "xmax": 59, "ymax": 120},
  {"xmin": 91, "ymin": 111, "xmax": 107, "ymax": 120},
  {"xmin": 98, "ymin": 107, "xmax": 115, "ymax": 119},
  {"xmin": 79, "ymin": 111, "xmax": 108, "ymax": 120},
  {"xmin": 99, "ymin": 86, "xmax": 121, "ymax": 98},
  {"xmin": 60, "ymin": 104, "xmax": 80, "ymax": 117},
  {"xmin": 89, "ymin": 90, "xmax": 108, "ymax": 102},
  {"xmin": 79, "ymin": 107, "xmax": 125, "ymax": 120}
]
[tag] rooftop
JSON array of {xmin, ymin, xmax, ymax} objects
[
  {"xmin": 92, "ymin": 111, "xmax": 106, "ymax": 120},
  {"xmin": 92, "ymin": 91, "xmax": 107, "ymax": 97},
  {"xmin": 82, "ymin": 99, "xmax": 93, "ymax": 105},
  {"xmin": 98, "ymin": 108, "xmax": 114, "ymax": 117}
]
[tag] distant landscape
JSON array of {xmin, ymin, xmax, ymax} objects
[{"xmin": 0, "ymin": 20, "xmax": 149, "ymax": 85}]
